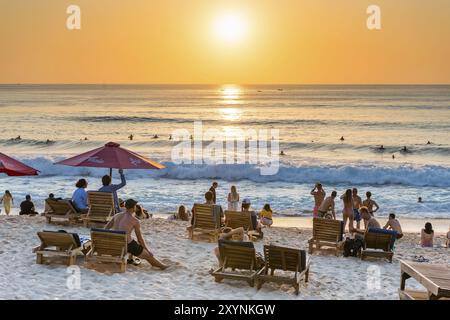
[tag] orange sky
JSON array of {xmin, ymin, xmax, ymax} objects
[{"xmin": 1, "ymin": 0, "xmax": 450, "ymax": 84}]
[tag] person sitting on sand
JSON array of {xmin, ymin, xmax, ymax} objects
[
  {"xmin": 105, "ymin": 199, "xmax": 168, "ymax": 270},
  {"xmin": 310, "ymin": 183, "xmax": 326, "ymax": 218},
  {"xmin": 0, "ymin": 190, "xmax": 14, "ymax": 216},
  {"xmin": 420, "ymin": 222, "xmax": 434, "ymax": 248},
  {"xmin": 362, "ymin": 191, "xmax": 379, "ymax": 216},
  {"xmin": 213, "ymin": 227, "xmax": 251, "ymax": 266},
  {"xmin": 227, "ymin": 185, "xmax": 239, "ymax": 211},
  {"xmin": 317, "ymin": 191, "xmax": 337, "ymax": 219},
  {"xmin": 175, "ymin": 205, "xmax": 190, "ymax": 221},
  {"xmin": 352, "ymin": 188, "xmax": 363, "ymax": 229},
  {"xmin": 135, "ymin": 204, "xmax": 151, "ymax": 220},
  {"xmin": 98, "ymin": 169, "xmax": 126, "ymax": 213},
  {"xmin": 72, "ymin": 178, "xmax": 88, "ymax": 213},
  {"xmin": 19, "ymin": 195, "xmax": 37, "ymax": 215},
  {"xmin": 260, "ymin": 204, "xmax": 273, "ymax": 227},
  {"xmin": 383, "ymin": 213, "xmax": 403, "ymax": 239}
]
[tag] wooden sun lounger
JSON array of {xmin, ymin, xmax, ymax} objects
[
  {"xmin": 85, "ymin": 228, "xmax": 128, "ymax": 273},
  {"xmin": 212, "ymin": 240, "xmax": 261, "ymax": 287},
  {"xmin": 188, "ymin": 204, "xmax": 222, "ymax": 242},
  {"xmin": 256, "ymin": 245, "xmax": 310, "ymax": 295},
  {"xmin": 224, "ymin": 210, "xmax": 253, "ymax": 231},
  {"xmin": 399, "ymin": 260, "xmax": 450, "ymax": 300},
  {"xmin": 33, "ymin": 231, "xmax": 91, "ymax": 266},
  {"xmin": 308, "ymin": 218, "xmax": 343, "ymax": 256},
  {"xmin": 45, "ymin": 199, "xmax": 80, "ymax": 224},
  {"xmin": 83, "ymin": 191, "xmax": 116, "ymax": 228},
  {"xmin": 361, "ymin": 229, "xmax": 394, "ymax": 263}
]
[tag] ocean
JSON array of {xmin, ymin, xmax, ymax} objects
[{"xmin": 0, "ymin": 84, "xmax": 449, "ymax": 219}]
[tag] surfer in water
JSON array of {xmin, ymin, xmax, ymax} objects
[
  {"xmin": 128, "ymin": 134, "xmax": 134, "ymax": 141},
  {"xmin": 340, "ymin": 136, "xmax": 345, "ymax": 141},
  {"xmin": 153, "ymin": 134, "xmax": 159, "ymax": 139},
  {"xmin": 280, "ymin": 150, "xmax": 285, "ymax": 156},
  {"xmin": 427, "ymin": 141, "xmax": 432, "ymax": 145},
  {"xmin": 392, "ymin": 154, "xmax": 395, "ymax": 159},
  {"xmin": 401, "ymin": 146, "xmax": 409, "ymax": 152},
  {"xmin": 378, "ymin": 145, "xmax": 385, "ymax": 150}
]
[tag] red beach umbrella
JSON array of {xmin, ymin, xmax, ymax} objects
[
  {"xmin": 54, "ymin": 142, "xmax": 165, "ymax": 175},
  {"xmin": 0, "ymin": 152, "xmax": 39, "ymax": 176}
]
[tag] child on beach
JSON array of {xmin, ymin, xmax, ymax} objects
[
  {"xmin": 260, "ymin": 204, "xmax": 273, "ymax": 227},
  {"xmin": 420, "ymin": 222, "xmax": 434, "ymax": 247},
  {"xmin": 0, "ymin": 190, "xmax": 13, "ymax": 215},
  {"xmin": 227, "ymin": 186, "xmax": 240, "ymax": 211}
]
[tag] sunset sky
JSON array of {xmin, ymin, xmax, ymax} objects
[{"xmin": 1, "ymin": 0, "xmax": 450, "ymax": 84}]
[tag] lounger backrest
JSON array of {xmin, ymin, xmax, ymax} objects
[
  {"xmin": 37, "ymin": 231, "xmax": 79, "ymax": 250},
  {"xmin": 264, "ymin": 245, "xmax": 306, "ymax": 272},
  {"xmin": 219, "ymin": 240, "xmax": 256, "ymax": 271},
  {"xmin": 312, "ymin": 218, "xmax": 343, "ymax": 242},
  {"xmin": 364, "ymin": 231, "xmax": 393, "ymax": 251},
  {"xmin": 193, "ymin": 204, "xmax": 220, "ymax": 229},
  {"xmin": 87, "ymin": 191, "xmax": 115, "ymax": 218},
  {"xmin": 90, "ymin": 229, "xmax": 127, "ymax": 257},
  {"xmin": 46, "ymin": 199, "xmax": 76, "ymax": 215},
  {"xmin": 225, "ymin": 211, "xmax": 253, "ymax": 230}
]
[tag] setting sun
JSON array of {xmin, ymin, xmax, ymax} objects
[{"xmin": 213, "ymin": 13, "xmax": 247, "ymax": 44}]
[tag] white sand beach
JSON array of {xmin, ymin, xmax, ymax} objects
[{"xmin": 0, "ymin": 215, "xmax": 448, "ymax": 300}]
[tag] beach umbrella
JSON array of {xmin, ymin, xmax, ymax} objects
[
  {"xmin": 0, "ymin": 152, "xmax": 39, "ymax": 176},
  {"xmin": 54, "ymin": 142, "xmax": 165, "ymax": 176}
]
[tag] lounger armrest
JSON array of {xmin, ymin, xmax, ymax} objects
[{"xmin": 32, "ymin": 245, "xmax": 42, "ymax": 253}]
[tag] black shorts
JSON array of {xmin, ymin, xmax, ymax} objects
[{"xmin": 127, "ymin": 240, "xmax": 144, "ymax": 257}]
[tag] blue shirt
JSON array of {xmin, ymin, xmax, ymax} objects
[
  {"xmin": 72, "ymin": 188, "xmax": 88, "ymax": 210},
  {"xmin": 98, "ymin": 172, "xmax": 126, "ymax": 212}
]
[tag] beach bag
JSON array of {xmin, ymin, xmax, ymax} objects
[{"xmin": 343, "ymin": 238, "xmax": 363, "ymax": 257}]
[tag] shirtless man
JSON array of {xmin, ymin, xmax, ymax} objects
[
  {"xmin": 362, "ymin": 191, "xmax": 379, "ymax": 216},
  {"xmin": 317, "ymin": 191, "xmax": 337, "ymax": 219},
  {"xmin": 310, "ymin": 183, "xmax": 326, "ymax": 218},
  {"xmin": 105, "ymin": 199, "xmax": 168, "ymax": 270},
  {"xmin": 360, "ymin": 207, "xmax": 381, "ymax": 230},
  {"xmin": 352, "ymin": 188, "xmax": 363, "ymax": 229},
  {"xmin": 383, "ymin": 213, "xmax": 403, "ymax": 239}
]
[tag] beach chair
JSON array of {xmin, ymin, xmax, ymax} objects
[
  {"xmin": 224, "ymin": 210, "xmax": 253, "ymax": 231},
  {"xmin": 188, "ymin": 204, "xmax": 222, "ymax": 242},
  {"xmin": 45, "ymin": 199, "xmax": 80, "ymax": 224},
  {"xmin": 82, "ymin": 191, "xmax": 115, "ymax": 228},
  {"xmin": 85, "ymin": 228, "xmax": 128, "ymax": 272},
  {"xmin": 211, "ymin": 240, "xmax": 261, "ymax": 287},
  {"xmin": 361, "ymin": 228, "xmax": 394, "ymax": 263},
  {"xmin": 256, "ymin": 245, "xmax": 310, "ymax": 295},
  {"xmin": 308, "ymin": 218, "xmax": 343, "ymax": 256},
  {"xmin": 33, "ymin": 231, "xmax": 91, "ymax": 266}
]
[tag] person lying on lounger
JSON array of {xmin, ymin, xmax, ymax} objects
[{"xmin": 105, "ymin": 199, "xmax": 168, "ymax": 270}]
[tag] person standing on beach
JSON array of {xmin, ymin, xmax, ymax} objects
[
  {"xmin": 0, "ymin": 190, "xmax": 13, "ymax": 215},
  {"xmin": 310, "ymin": 183, "xmax": 326, "ymax": 218},
  {"xmin": 318, "ymin": 191, "xmax": 337, "ymax": 219},
  {"xmin": 105, "ymin": 199, "xmax": 168, "ymax": 270},
  {"xmin": 209, "ymin": 182, "xmax": 218, "ymax": 204},
  {"xmin": 341, "ymin": 189, "xmax": 354, "ymax": 232},
  {"xmin": 227, "ymin": 186, "xmax": 239, "ymax": 211},
  {"xmin": 99, "ymin": 169, "xmax": 126, "ymax": 213},
  {"xmin": 352, "ymin": 188, "xmax": 363, "ymax": 229},
  {"xmin": 362, "ymin": 191, "xmax": 379, "ymax": 216}
]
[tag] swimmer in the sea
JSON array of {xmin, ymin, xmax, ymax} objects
[
  {"xmin": 169, "ymin": 135, "xmax": 172, "ymax": 140},
  {"xmin": 427, "ymin": 141, "xmax": 432, "ymax": 145},
  {"xmin": 280, "ymin": 150, "xmax": 285, "ymax": 156},
  {"xmin": 128, "ymin": 134, "xmax": 134, "ymax": 141},
  {"xmin": 340, "ymin": 136, "xmax": 345, "ymax": 141},
  {"xmin": 15, "ymin": 135, "xmax": 21, "ymax": 141},
  {"xmin": 392, "ymin": 154, "xmax": 395, "ymax": 159},
  {"xmin": 153, "ymin": 134, "xmax": 159, "ymax": 139},
  {"xmin": 379, "ymin": 145, "xmax": 385, "ymax": 150},
  {"xmin": 402, "ymin": 146, "xmax": 408, "ymax": 152},
  {"xmin": 418, "ymin": 197, "xmax": 423, "ymax": 203}
]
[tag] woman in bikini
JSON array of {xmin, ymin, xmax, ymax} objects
[{"xmin": 341, "ymin": 189, "xmax": 354, "ymax": 233}]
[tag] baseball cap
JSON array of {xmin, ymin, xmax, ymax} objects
[{"xmin": 125, "ymin": 199, "xmax": 138, "ymax": 209}]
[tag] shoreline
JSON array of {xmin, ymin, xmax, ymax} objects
[{"xmin": 153, "ymin": 213, "xmax": 450, "ymax": 234}]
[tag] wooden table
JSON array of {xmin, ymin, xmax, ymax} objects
[{"xmin": 399, "ymin": 260, "xmax": 450, "ymax": 300}]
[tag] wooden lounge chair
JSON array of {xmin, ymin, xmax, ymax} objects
[
  {"xmin": 33, "ymin": 231, "xmax": 91, "ymax": 266},
  {"xmin": 83, "ymin": 191, "xmax": 115, "ymax": 228},
  {"xmin": 224, "ymin": 210, "xmax": 253, "ymax": 231},
  {"xmin": 308, "ymin": 218, "xmax": 343, "ymax": 256},
  {"xmin": 188, "ymin": 204, "xmax": 222, "ymax": 242},
  {"xmin": 45, "ymin": 199, "xmax": 80, "ymax": 224},
  {"xmin": 211, "ymin": 240, "xmax": 261, "ymax": 287},
  {"xmin": 256, "ymin": 245, "xmax": 310, "ymax": 295},
  {"xmin": 361, "ymin": 228, "xmax": 394, "ymax": 262},
  {"xmin": 85, "ymin": 228, "xmax": 128, "ymax": 272}
]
